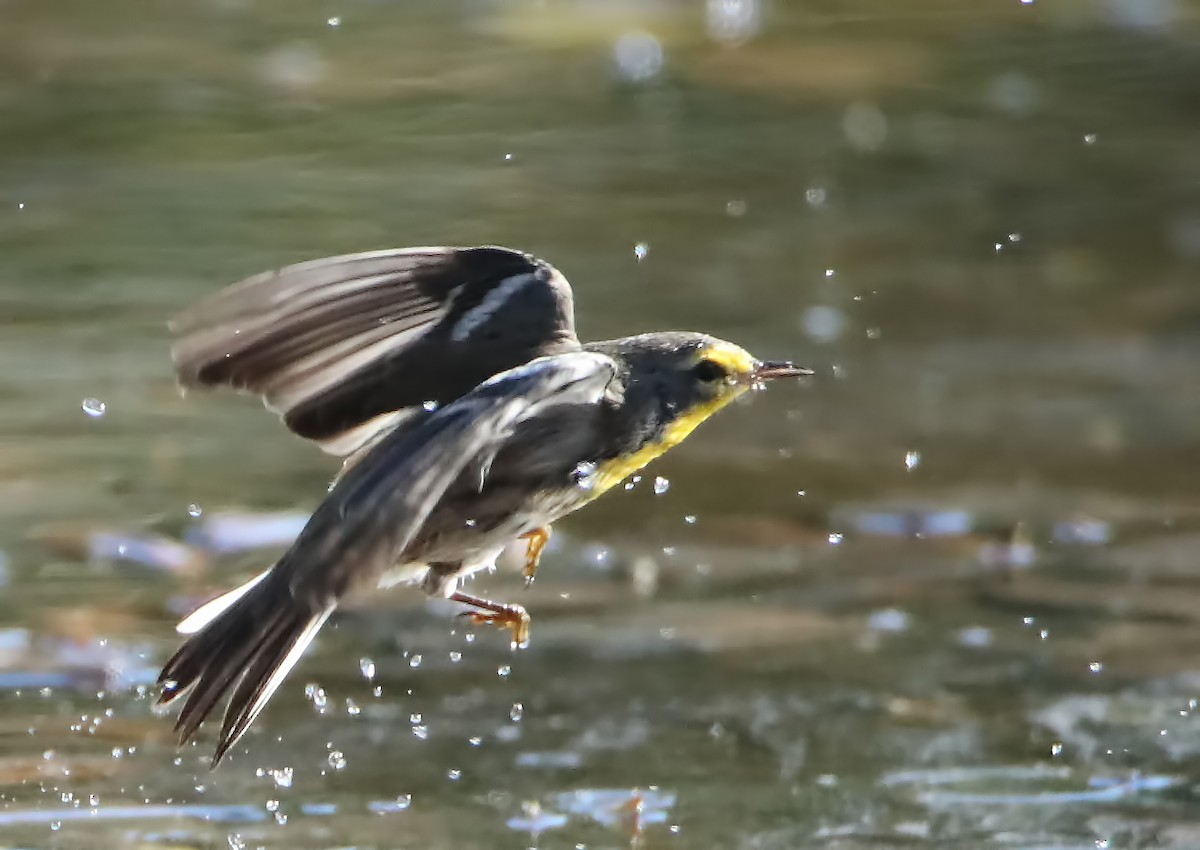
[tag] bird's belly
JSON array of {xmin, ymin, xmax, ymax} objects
[
  {"xmin": 375, "ymin": 561, "xmax": 431, "ymax": 590},
  {"xmin": 379, "ymin": 487, "xmax": 580, "ymax": 588}
]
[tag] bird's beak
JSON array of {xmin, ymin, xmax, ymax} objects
[{"xmin": 751, "ymin": 360, "xmax": 813, "ymax": 381}]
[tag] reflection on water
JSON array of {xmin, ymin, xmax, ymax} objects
[{"xmin": 2, "ymin": 0, "xmax": 1200, "ymax": 847}]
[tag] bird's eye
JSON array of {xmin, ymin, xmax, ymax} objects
[{"xmin": 692, "ymin": 359, "xmax": 727, "ymax": 383}]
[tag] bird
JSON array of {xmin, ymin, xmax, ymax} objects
[{"xmin": 156, "ymin": 245, "xmax": 810, "ymax": 766}]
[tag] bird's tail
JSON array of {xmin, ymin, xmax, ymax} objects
[{"xmin": 156, "ymin": 568, "xmax": 333, "ymax": 767}]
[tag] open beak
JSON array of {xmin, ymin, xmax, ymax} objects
[{"xmin": 751, "ymin": 360, "xmax": 813, "ymax": 381}]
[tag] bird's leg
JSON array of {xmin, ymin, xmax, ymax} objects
[
  {"xmin": 451, "ymin": 591, "xmax": 530, "ymax": 648},
  {"xmin": 519, "ymin": 525, "xmax": 552, "ymax": 587}
]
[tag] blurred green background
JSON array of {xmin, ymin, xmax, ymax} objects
[{"xmin": 2, "ymin": 1, "xmax": 1200, "ymax": 847}]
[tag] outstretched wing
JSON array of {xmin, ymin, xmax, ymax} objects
[{"xmin": 171, "ymin": 246, "xmax": 580, "ymax": 456}]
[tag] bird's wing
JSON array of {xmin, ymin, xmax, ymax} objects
[
  {"xmin": 279, "ymin": 351, "xmax": 617, "ymax": 607},
  {"xmin": 171, "ymin": 246, "xmax": 580, "ymax": 456}
]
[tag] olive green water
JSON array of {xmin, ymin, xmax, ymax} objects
[{"xmin": 3, "ymin": 1, "xmax": 1200, "ymax": 847}]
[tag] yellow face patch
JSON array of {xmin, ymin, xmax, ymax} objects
[
  {"xmin": 696, "ymin": 340, "xmax": 757, "ymax": 378},
  {"xmin": 587, "ymin": 339, "xmax": 758, "ymax": 497}
]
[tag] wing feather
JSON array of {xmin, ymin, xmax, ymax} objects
[
  {"xmin": 171, "ymin": 246, "xmax": 580, "ymax": 456},
  {"xmin": 281, "ymin": 352, "xmax": 616, "ymax": 605}
]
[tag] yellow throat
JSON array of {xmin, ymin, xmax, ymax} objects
[{"xmin": 589, "ymin": 340, "xmax": 756, "ymax": 497}]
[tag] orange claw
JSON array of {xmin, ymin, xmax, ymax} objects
[
  {"xmin": 451, "ymin": 590, "xmax": 531, "ymax": 648},
  {"xmin": 519, "ymin": 526, "xmax": 552, "ymax": 587}
]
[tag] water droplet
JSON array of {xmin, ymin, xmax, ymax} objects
[
  {"xmin": 412, "ymin": 725, "xmax": 428, "ymax": 740},
  {"xmin": 271, "ymin": 767, "xmax": 293, "ymax": 788},
  {"xmin": 904, "ymin": 451, "xmax": 921, "ymax": 471},
  {"xmin": 868, "ymin": 608, "xmax": 911, "ymax": 633},
  {"xmin": 805, "ymin": 186, "xmax": 827, "ymax": 207},
  {"xmin": 684, "ymin": 515, "xmax": 697, "ymax": 525},
  {"xmin": 50, "ymin": 821, "xmax": 61, "ymax": 831},
  {"xmin": 359, "ymin": 657, "xmax": 376, "ymax": 680},
  {"xmin": 801, "ymin": 305, "xmax": 845, "ymax": 343},
  {"xmin": 633, "ymin": 242, "xmax": 649, "ymax": 262},
  {"xmin": 328, "ymin": 750, "xmax": 347, "ymax": 770},
  {"xmin": 572, "ymin": 461, "xmax": 597, "ymax": 490},
  {"xmin": 1008, "ymin": 232, "xmax": 1022, "ymax": 243},
  {"xmin": 866, "ymin": 327, "xmax": 881, "ymax": 340},
  {"xmin": 187, "ymin": 503, "xmax": 203, "ymax": 517},
  {"xmin": 408, "ymin": 654, "xmax": 422, "ymax": 669},
  {"xmin": 326, "ymin": 16, "xmax": 340, "ymax": 27},
  {"xmin": 843, "ymin": 100, "xmax": 888, "ymax": 152},
  {"xmin": 81, "ymin": 398, "xmax": 107, "ymax": 418},
  {"xmin": 17, "ymin": 202, "xmax": 24, "ymax": 210},
  {"xmin": 707, "ymin": 0, "xmax": 762, "ymax": 43},
  {"xmin": 994, "ymin": 242, "xmax": 1004, "ymax": 252},
  {"xmin": 304, "ymin": 683, "xmax": 328, "ymax": 711},
  {"xmin": 346, "ymin": 698, "xmax": 361, "ymax": 716},
  {"xmin": 725, "ymin": 199, "xmax": 747, "ymax": 217},
  {"xmin": 1089, "ymin": 661, "xmax": 1104, "ymax": 674},
  {"xmin": 510, "ymin": 702, "xmax": 524, "ymax": 722},
  {"xmin": 613, "ymin": 31, "xmax": 663, "ymax": 83},
  {"xmin": 265, "ymin": 799, "xmax": 280, "ymax": 812},
  {"xmin": 497, "ymin": 665, "xmax": 511, "ymax": 677},
  {"xmin": 447, "ymin": 768, "xmax": 462, "ymax": 781},
  {"xmin": 958, "ymin": 626, "xmax": 992, "ymax": 648},
  {"xmin": 1084, "ymin": 133, "xmax": 1098, "ymax": 145},
  {"xmin": 827, "ymin": 532, "xmax": 844, "ymax": 545},
  {"xmin": 259, "ymin": 44, "xmax": 326, "ymax": 94},
  {"xmin": 449, "ymin": 650, "xmax": 462, "ymax": 663},
  {"xmin": 653, "ymin": 476, "xmax": 670, "ymax": 495},
  {"xmin": 624, "ymin": 474, "xmax": 642, "ymax": 491},
  {"xmin": 422, "ymin": 400, "xmax": 438, "ymax": 412},
  {"xmin": 1040, "ymin": 629, "xmax": 1050, "ymax": 640},
  {"xmin": 1051, "ymin": 742, "xmax": 1063, "ymax": 756},
  {"xmin": 503, "ymin": 152, "xmax": 513, "ymax": 162},
  {"xmin": 469, "ymin": 735, "xmax": 483, "ymax": 746}
]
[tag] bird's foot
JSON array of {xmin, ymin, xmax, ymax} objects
[
  {"xmin": 451, "ymin": 591, "xmax": 530, "ymax": 648},
  {"xmin": 518, "ymin": 526, "xmax": 552, "ymax": 587}
]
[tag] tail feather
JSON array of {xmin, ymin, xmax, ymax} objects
[
  {"xmin": 156, "ymin": 570, "xmax": 332, "ymax": 767},
  {"xmin": 214, "ymin": 607, "xmax": 333, "ymax": 765}
]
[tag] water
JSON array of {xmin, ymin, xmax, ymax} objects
[{"xmin": 2, "ymin": 1, "xmax": 1200, "ymax": 848}]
